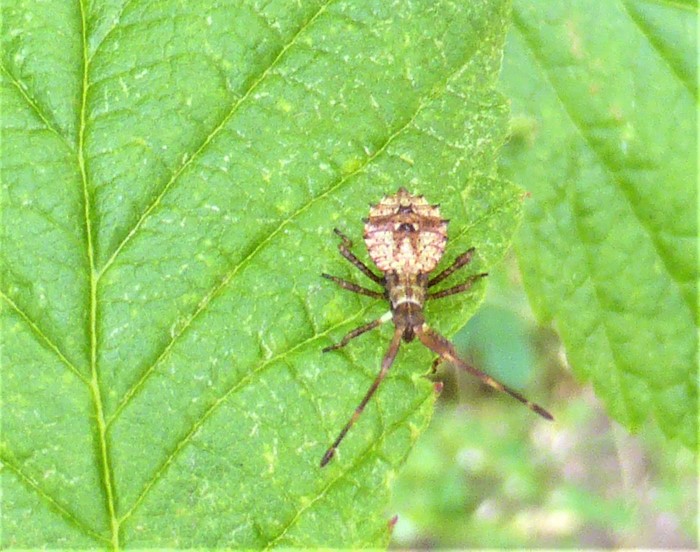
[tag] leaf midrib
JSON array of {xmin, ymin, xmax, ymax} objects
[
  {"xmin": 77, "ymin": 0, "xmax": 120, "ymax": 548},
  {"xmin": 1, "ymin": 3, "xmax": 342, "ymax": 544},
  {"xmin": 84, "ymin": 2, "xmax": 336, "ymax": 546}
]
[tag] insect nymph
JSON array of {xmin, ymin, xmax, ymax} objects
[{"xmin": 320, "ymin": 187, "xmax": 552, "ymax": 467}]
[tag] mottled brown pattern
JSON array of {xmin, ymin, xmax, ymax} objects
[
  {"xmin": 363, "ymin": 187, "xmax": 448, "ymax": 274},
  {"xmin": 320, "ymin": 188, "xmax": 552, "ymax": 467}
]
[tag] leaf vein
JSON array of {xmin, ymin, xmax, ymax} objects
[
  {"xmin": 96, "ymin": 0, "xmax": 336, "ymax": 279},
  {"xmin": 0, "ymin": 290, "xmax": 88, "ymax": 384},
  {"xmin": 0, "ymin": 454, "xmax": 110, "ymax": 544},
  {"xmin": 88, "ymin": 0, "xmax": 137, "ymax": 62},
  {"xmin": 77, "ymin": 1, "xmax": 120, "ymax": 548},
  {"xmin": 114, "ymin": 41, "xmax": 488, "ymax": 527},
  {"xmin": 620, "ymin": 0, "xmax": 696, "ymax": 96},
  {"xmin": 117, "ymin": 304, "xmax": 374, "ymax": 525},
  {"xmin": 512, "ymin": 8, "xmax": 693, "ymax": 317},
  {"xmin": 0, "ymin": 63, "xmax": 74, "ymax": 150},
  {"xmin": 263, "ymin": 390, "xmax": 435, "ymax": 547},
  {"xmin": 569, "ymin": 208, "xmax": 638, "ymax": 420},
  {"xmin": 106, "ymin": 62, "xmax": 444, "ymax": 425},
  {"xmin": 512, "ymin": 10, "xmax": 667, "ymax": 423},
  {"xmin": 637, "ymin": 0, "xmax": 697, "ymax": 13}
]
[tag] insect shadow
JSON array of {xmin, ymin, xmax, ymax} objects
[{"xmin": 320, "ymin": 188, "xmax": 552, "ymax": 467}]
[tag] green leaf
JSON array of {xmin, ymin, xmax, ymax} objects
[
  {"xmin": 1, "ymin": 0, "xmax": 520, "ymax": 547},
  {"xmin": 500, "ymin": 0, "xmax": 697, "ymax": 448}
]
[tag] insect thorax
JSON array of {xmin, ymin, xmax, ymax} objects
[{"xmin": 363, "ymin": 187, "xmax": 448, "ymax": 275}]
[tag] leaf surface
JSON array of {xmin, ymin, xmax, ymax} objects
[
  {"xmin": 1, "ymin": 0, "xmax": 520, "ymax": 547},
  {"xmin": 500, "ymin": 0, "xmax": 697, "ymax": 448}
]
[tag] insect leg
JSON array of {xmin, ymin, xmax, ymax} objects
[
  {"xmin": 334, "ymin": 228, "xmax": 384, "ymax": 285},
  {"xmin": 322, "ymin": 311, "xmax": 392, "ymax": 352},
  {"xmin": 428, "ymin": 247, "xmax": 475, "ymax": 287},
  {"xmin": 321, "ymin": 327, "xmax": 403, "ymax": 467},
  {"xmin": 427, "ymin": 273, "xmax": 488, "ymax": 300},
  {"xmin": 321, "ymin": 273, "xmax": 384, "ymax": 299},
  {"xmin": 415, "ymin": 325, "xmax": 553, "ymax": 420}
]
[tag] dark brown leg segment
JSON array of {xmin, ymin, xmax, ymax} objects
[
  {"xmin": 427, "ymin": 273, "xmax": 488, "ymax": 300},
  {"xmin": 334, "ymin": 228, "xmax": 384, "ymax": 285},
  {"xmin": 320, "ymin": 328, "xmax": 403, "ymax": 467},
  {"xmin": 321, "ymin": 273, "xmax": 384, "ymax": 299},
  {"xmin": 428, "ymin": 247, "xmax": 475, "ymax": 287},
  {"xmin": 415, "ymin": 325, "xmax": 553, "ymax": 421},
  {"xmin": 322, "ymin": 316, "xmax": 387, "ymax": 352}
]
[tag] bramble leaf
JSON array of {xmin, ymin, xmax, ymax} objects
[
  {"xmin": 1, "ymin": 0, "xmax": 519, "ymax": 547},
  {"xmin": 501, "ymin": 0, "xmax": 697, "ymax": 449}
]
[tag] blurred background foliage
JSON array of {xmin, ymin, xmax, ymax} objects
[
  {"xmin": 390, "ymin": 253, "xmax": 696, "ymax": 548},
  {"xmin": 390, "ymin": 0, "xmax": 696, "ymax": 547}
]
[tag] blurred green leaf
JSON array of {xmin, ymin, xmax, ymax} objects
[
  {"xmin": 1, "ymin": 0, "xmax": 519, "ymax": 547},
  {"xmin": 454, "ymin": 303, "xmax": 536, "ymax": 389},
  {"xmin": 500, "ymin": 0, "xmax": 697, "ymax": 448}
]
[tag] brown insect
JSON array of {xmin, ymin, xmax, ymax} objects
[{"xmin": 320, "ymin": 187, "xmax": 552, "ymax": 467}]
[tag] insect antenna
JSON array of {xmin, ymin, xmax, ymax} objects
[
  {"xmin": 320, "ymin": 327, "xmax": 403, "ymax": 467},
  {"xmin": 415, "ymin": 325, "xmax": 553, "ymax": 421}
]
